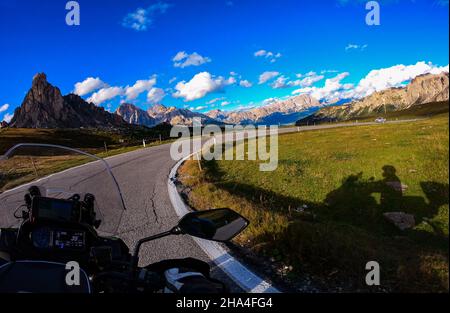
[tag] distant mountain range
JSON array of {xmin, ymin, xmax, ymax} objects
[
  {"xmin": 297, "ymin": 72, "xmax": 449, "ymax": 125},
  {"xmin": 5, "ymin": 72, "xmax": 449, "ymax": 129},
  {"xmin": 116, "ymin": 103, "xmax": 220, "ymax": 127},
  {"xmin": 206, "ymin": 94, "xmax": 321, "ymax": 125}
]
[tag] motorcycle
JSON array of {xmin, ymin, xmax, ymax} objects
[{"xmin": 0, "ymin": 143, "xmax": 249, "ymax": 293}]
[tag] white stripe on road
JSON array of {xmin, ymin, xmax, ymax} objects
[{"xmin": 167, "ymin": 153, "xmax": 280, "ymax": 293}]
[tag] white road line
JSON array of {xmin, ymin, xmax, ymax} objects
[{"xmin": 167, "ymin": 153, "xmax": 280, "ymax": 293}]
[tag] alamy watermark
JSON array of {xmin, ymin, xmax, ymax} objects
[
  {"xmin": 366, "ymin": 1, "xmax": 380, "ymax": 26},
  {"xmin": 169, "ymin": 118, "xmax": 279, "ymax": 172},
  {"xmin": 365, "ymin": 261, "xmax": 380, "ymax": 286},
  {"xmin": 65, "ymin": 1, "xmax": 80, "ymax": 26},
  {"xmin": 65, "ymin": 261, "xmax": 80, "ymax": 286}
]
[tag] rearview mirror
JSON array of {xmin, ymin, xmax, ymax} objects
[{"xmin": 177, "ymin": 208, "xmax": 249, "ymax": 242}]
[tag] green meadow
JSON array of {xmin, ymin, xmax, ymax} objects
[{"xmin": 179, "ymin": 113, "xmax": 449, "ymax": 292}]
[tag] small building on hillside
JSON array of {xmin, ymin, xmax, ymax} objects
[{"xmin": 0, "ymin": 121, "xmax": 9, "ymax": 129}]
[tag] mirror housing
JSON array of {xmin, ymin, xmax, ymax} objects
[{"xmin": 178, "ymin": 208, "xmax": 249, "ymax": 242}]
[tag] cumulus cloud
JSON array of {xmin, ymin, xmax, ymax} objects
[
  {"xmin": 293, "ymin": 72, "xmax": 353, "ymax": 102},
  {"xmin": 271, "ymin": 76, "xmax": 289, "ymax": 89},
  {"xmin": 289, "ymin": 72, "xmax": 325, "ymax": 88},
  {"xmin": 345, "ymin": 43, "xmax": 368, "ymax": 51},
  {"xmin": 125, "ymin": 77, "xmax": 157, "ymax": 100},
  {"xmin": 293, "ymin": 61, "xmax": 449, "ymax": 102},
  {"xmin": 122, "ymin": 2, "xmax": 171, "ymax": 31},
  {"xmin": 347, "ymin": 61, "xmax": 449, "ymax": 99},
  {"xmin": 173, "ymin": 72, "xmax": 236, "ymax": 101},
  {"xmin": 0, "ymin": 103, "xmax": 9, "ymax": 113},
  {"xmin": 74, "ymin": 77, "xmax": 107, "ymax": 96},
  {"xmin": 88, "ymin": 87, "xmax": 124, "ymax": 105},
  {"xmin": 267, "ymin": 71, "xmax": 325, "ymax": 89},
  {"xmin": 254, "ymin": 50, "xmax": 282, "ymax": 63},
  {"xmin": 147, "ymin": 87, "xmax": 166, "ymax": 104},
  {"xmin": 2, "ymin": 113, "xmax": 13, "ymax": 123},
  {"xmin": 239, "ymin": 80, "xmax": 253, "ymax": 88},
  {"xmin": 258, "ymin": 71, "xmax": 280, "ymax": 84},
  {"xmin": 173, "ymin": 51, "xmax": 211, "ymax": 68}
]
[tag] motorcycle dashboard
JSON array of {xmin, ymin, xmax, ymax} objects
[{"xmin": 31, "ymin": 227, "xmax": 85, "ymax": 250}]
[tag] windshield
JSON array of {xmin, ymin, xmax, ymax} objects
[{"xmin": 0, "ymin": 144, "xmax": 126, "ymax": 235}]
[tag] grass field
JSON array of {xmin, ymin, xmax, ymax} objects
[
  {"xmin": 179, "ymin": 113, "xmax": 449, "ymax": 292},
  {"xmin": 0, "ymin": 124, "xmax": 174, "ymax": 154}
]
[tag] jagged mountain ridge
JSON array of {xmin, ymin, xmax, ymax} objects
[
  {"xmin": 205, "ymin": 94, "xmax": 322, "ymax": 125},
  {"xmin": 117, "ymin": 103, "xmax": 222, "ymax": 127}
]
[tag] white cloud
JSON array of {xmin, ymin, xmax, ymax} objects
[
  {"xmin": 122, "ymin": 2, "xmax": 171, "ymax": 31},
  {"xmin": 345, "ymin": 44, "xmax": 368, "ymax": 51},
  {"xmin": 271, "ymin": 76, "xmax": 289, "ymax": 89},
  {"xmin": 293, "ymin": 72, "xmax": 352, "ymax": 101},
  {"xmin": 263, "ymin": 71, "xmax": 325, "ymax": 89},
  {"xmin": 88, "ymin": 87, "xmax": 124, "ymax": 105},
  {"xmin": 254, "ymin": 50, "xmax": 267, "ymax": 57},
  {"xmin": 173, "ymin": 72, "xmax": 235, "ymax": 101},
  {"xmin": 125, "ymin": 77, "xmax": 157, "ymax": 100},
  {"xmin": 239, "ymin": 80, "xmax": 253, "ymax": 88},
  {"xmin": 0, "ymin": 103, "xmax": 9, "ymax": 113},
  {"xmin": 173, "ymin": 51, "xmax": 211, "ymax": 68},
  {"xmin": 2, "ymin": 113, "xmax": 13, "ymax": 123},
  {"xmin": 262, "ymin": 97, "xmax": 280, "ymax": 106},
  {"xmin": 350, "ymin": 61, "xmax": 449, "ymax": 98},
  {"xmin": 221, "ymin": 101, "xmax": 231, "ymax": 106},
  {"xmin": 320, "ymin": 69, "xmax": 339, "ymax": 74},
  {"xmin": 289, "ymin": 72, "xmax": 325, "ymax": 88},
  {"xmin": 254, "ymin": 50, "xmax": 282, "ymax": 63},
  {"xmin": 169, "ymin": 77, "xmax": 177, "ymax": 84},
  {"xmin": 258, "ymin": 71, "xmax": 280, "ymax": 84},
  {"xmin": 74, "ymin": 77, "xmax": 107, "ymax": 96},
  {"xmin": 147, "ymin": 87, "xmax": 166, "ymax": 104},
  {"xmin": 207, "ymin": 97, "xmax": 226, "ymax": 105},
  {"xmin": 293, "ymin": 61, "xmax": 449, "ymax": 102}
]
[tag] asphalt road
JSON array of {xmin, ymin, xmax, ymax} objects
[{"xmin": 0, "ymin": 119, "xmax": 420, "ymax": 292}]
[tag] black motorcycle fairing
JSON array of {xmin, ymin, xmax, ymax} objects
[{"xmin": 0, "ymin": 260, "xmax": 91, "ymax": 293}]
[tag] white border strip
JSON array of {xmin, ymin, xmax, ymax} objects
[{"xmin": 168, "ymin": 154, "xmax": 280, "ymax": 293}]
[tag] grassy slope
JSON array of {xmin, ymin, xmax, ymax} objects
[
  {"xmin": 0, "ymin": 124, "xmax": 174, "ymax": 155},
  {"xmin": 0, "ymin": 126, "xmax": 175, "ymax": 192},
  {"xmin": 179, "ymin": 113, "xmax": 449, "ymax": 292}
]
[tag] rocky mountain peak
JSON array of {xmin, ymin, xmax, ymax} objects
[
  {"xmin": 32, "ymin": 72, "xmax": 47, "ymax": 85},
  {"xmin": 116, "ymin": 103, "xmax": 156, "ymax": 127},
  {"xmin": 9, "ymin": 73, "xmax": 127, "ymax": 129}
]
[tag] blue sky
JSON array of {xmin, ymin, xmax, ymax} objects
[{"xmin": 0, "ymin": 0, "xmax": 448, "ymax": 121}]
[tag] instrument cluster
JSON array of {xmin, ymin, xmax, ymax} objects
[{"xmin": 31, "ymin": 227, "xmax": 85, "ymax": 250}]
